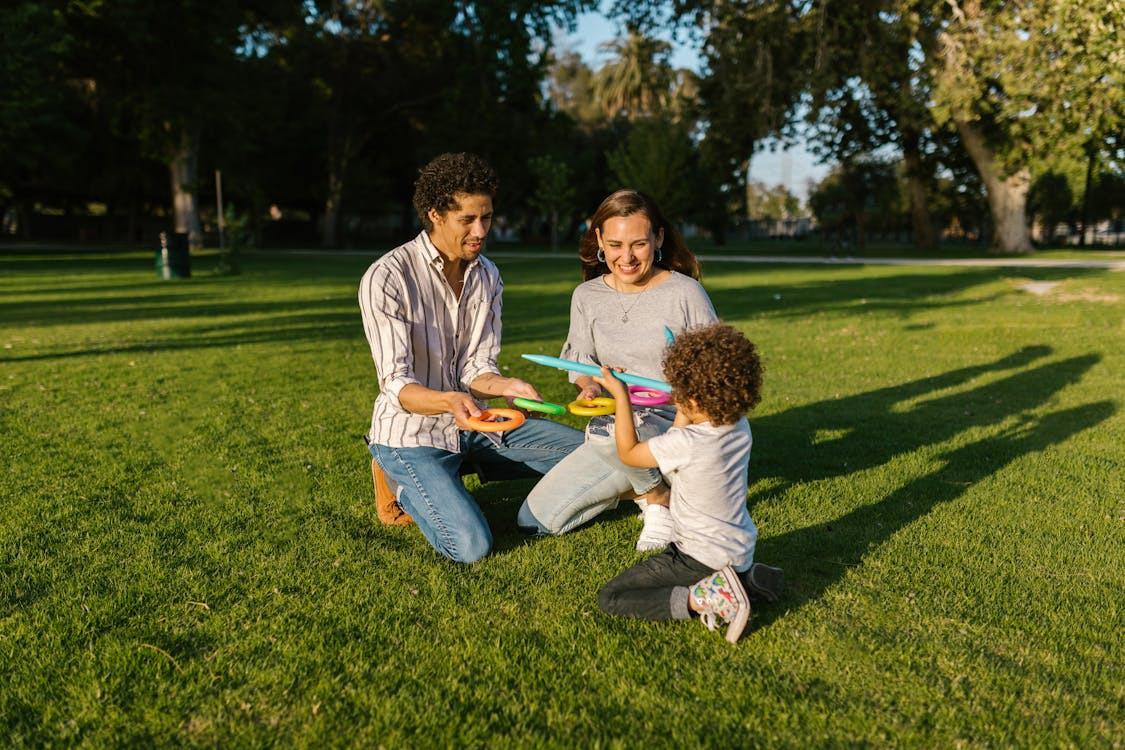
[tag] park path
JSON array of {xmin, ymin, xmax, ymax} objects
[
  {"xmin": 489, "ymin": 251, "xmax": 1125, "ymax": 270},
  {"xmin": 261, "ymin": 248, "xmax": 1125, "ymax": 270}
]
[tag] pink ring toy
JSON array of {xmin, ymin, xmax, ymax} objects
[{"xmin": 628, "ymin": 385, "xmax": 671, "ymax": 406}]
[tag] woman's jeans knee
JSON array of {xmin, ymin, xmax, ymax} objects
[{"xmin": 520, "ymin": 410, "xmax": 672, "ymax": 536}]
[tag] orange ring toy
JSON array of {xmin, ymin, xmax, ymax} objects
[{"xmin": 465, "ymin": 407, "xmax": 526, "ymax": 432}]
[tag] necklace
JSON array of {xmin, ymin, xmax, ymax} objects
[{"xmin": 611, "ymin": 278, "xmax": 651, "ymax": 323}]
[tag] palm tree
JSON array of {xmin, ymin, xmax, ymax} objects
[{"xmin": 593, "ymin": 30, "xmax": 675, "ymax": 120}]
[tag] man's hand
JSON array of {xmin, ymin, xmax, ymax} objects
[
  {"xmin": 446, "ymin": 391, "xmax": 484, "ymax": 430},
  {"xmin": 499, "ymin": 378, "xmax": 547, "ymax": 416},
  {"xmin": 592, "ymin": 366, "xmax": 628, "ymax": 400}
]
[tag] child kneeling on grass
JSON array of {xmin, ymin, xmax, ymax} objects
[{"xmin": 592, "ymin": 323, "xmax": 782, "ymax": 643}]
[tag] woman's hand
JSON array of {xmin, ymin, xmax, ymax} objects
[
  {"xmin": 591, "ymin": 366, "xmax": 628, "ymax": 400},
  {"xmin": 576, "ymin": 383, "xmax": 602, "ymax": 401}
]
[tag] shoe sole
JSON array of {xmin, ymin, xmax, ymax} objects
[
  {"xmin": 747, "ymin": 563, "xmax": 785, "ymax": 603},
  {"xmin": 721, "ymin": 566, "xmax": 752, "ymax": 643}
]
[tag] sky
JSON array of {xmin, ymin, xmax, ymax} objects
[{"xmin": 562, "ymin": 10, "xmax": 830, "ymax": 200}]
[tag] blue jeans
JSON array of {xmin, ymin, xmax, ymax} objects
[
  {"xmin": 518, "ymin": 409, "xmax": 673, "ymax": 535},
  {"xmin": 369, "ymin": 418, "xmax": 583, "ymax": 563}
]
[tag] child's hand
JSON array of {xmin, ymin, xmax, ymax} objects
[{"xmin": 592, "ymin": 366, "xmax": 628, "ymax": 400}]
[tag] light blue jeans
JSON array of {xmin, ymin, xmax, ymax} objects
[
  {"xmin": 518, "ymin": 409, "xmax": 673, "ymax": 535},
  {"xmin": 370, "ymin": 418, "xmax": 583, "ymax": 563}
]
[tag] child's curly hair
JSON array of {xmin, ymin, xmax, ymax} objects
[
  {"xmin": 662, "ymin": 323, "xmax": 762, "ymax": 425},
  {"xmin": 413, "ymin": 152, "xmax": 499, "ymax": 231}
]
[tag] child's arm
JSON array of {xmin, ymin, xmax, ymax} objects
[{"xmin": 592, "ymin": 366, "xmax": 659, "ymax": 469}]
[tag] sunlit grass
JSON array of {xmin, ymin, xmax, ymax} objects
[{"xmin": 2, "ymin": 248, "xmax": 1122, "ymax": 746}]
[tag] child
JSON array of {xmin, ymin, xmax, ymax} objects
[{"xmin": 592, "ymin": 323, "xmax": 782, "ymax": 643}]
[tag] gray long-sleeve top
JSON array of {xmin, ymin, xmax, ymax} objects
[{"xmin": 560, "ymin": 271, "xmax": 718, "ymax": 383}]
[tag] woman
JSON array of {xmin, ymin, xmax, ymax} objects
[{"xmin": 517, "ymin": 189, "xmax": 717, "ymax": 550}]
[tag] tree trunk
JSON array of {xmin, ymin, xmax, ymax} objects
[
  {"xmin": 954, "ymin": 119, "xmax": 1032, "ymax": 254},
  {"xmin": 901, "ymin": 128, "xmax": 937, "ymax": 251},
  {"xmin": 169, "ymin": 129, "xmax": 203, "ymax": 249},
  {"xmin": 322, "ymin": 136, "xmax": 351, "ymax": 248},
  {"xmin": 322, "ymin": 168, "xmax": 343, "ymax": 248},
  {"xmin": 550, "ymin": 209, "xmax": 559, "ymax": 251},
  {"xmin": 20, "ymin": 198, "xmax": 33, "ymax": 240},
  {"xmin": 1078, "ymin": 145, "xmax": 1095, "ymax": 248}
]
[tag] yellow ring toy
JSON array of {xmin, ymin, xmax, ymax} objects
[
  {"xmin": 567, "ymin": 397, "xmax": 616, "ymax": 417},
  {"xmin": 465, "ymin": 408, "xmax": 526, "ymax": 432}
]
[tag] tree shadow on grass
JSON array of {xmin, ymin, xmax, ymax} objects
[
  {"xmin": 746, "ymin": 349, "xmax": 1114, "ymax": 628},
  {"xmin": 703, "ymin": 266, "xmax": 1103, "ymax": 322}
]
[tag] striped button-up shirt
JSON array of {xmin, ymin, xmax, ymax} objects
[{"xmin": 359, "ymin": 231, "xmax": 503, "ymax": 452}]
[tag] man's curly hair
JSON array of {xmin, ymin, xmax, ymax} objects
[
  {"xmin": 413, "ymin": 152, "xmax": 499, "ymax": 231},
  {"xmin": 662, "ymin": 323, "xmax": 762, "ymax": 426}
]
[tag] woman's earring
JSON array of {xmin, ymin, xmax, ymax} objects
[
  {"xmin": 656, "ymin": 248, "xmax": 663, "ymax": 262},
  {"xmin": 597, "ymin": 248, "xmax": 606, "ymax": 263}
]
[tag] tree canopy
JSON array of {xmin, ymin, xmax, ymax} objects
[{"xmin": 2, "ymin": 0, "xmax": 1121, "ymax": 252}]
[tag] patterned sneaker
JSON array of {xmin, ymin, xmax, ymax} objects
[
  {"xmin": 635, "ymin": 504, "xmax": 674, "ymax": 552},
  {"xmin": 372, "ymin": 458, "xmax": 412, "ymax": 526},
  {"xmin": 742, "ymin": 562, "xmax": 785, "ymax": 603},
  {"xmin": 690, "ymin": 566, "xmax": 751, "ymax": 643}
]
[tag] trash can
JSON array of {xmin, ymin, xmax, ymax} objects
[{"xmin": 155, "ymin": 231, "xmax": 191, "ymax": 279}]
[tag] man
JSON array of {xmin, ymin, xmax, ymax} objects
[{"xmin": 359, "ymin": 152, "xmax": 583, "ymax": 563}]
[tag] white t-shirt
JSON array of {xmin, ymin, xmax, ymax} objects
[{"xmin": 647, "ymin": 417, "xmax": 758, "ymax": 571}]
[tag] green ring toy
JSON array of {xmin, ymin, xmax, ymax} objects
[{"xmin": 513, "ymin": 397, "xmax": 567, "ymax": 416}]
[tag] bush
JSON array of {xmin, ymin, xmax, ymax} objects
[{"xmin": 217, "ymin": 205, "xmax": 250, "ymax": 275}]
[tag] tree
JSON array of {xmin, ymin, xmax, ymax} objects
[
  {"xmin": 745, "ymin": 181, "xmax": 804, "ymax": 221},
  {"xmin": 619, "ymin": 0, "xmax": 1123, "ymax": 254},
  {"xmin": 809, "ymin": 157, "xmax": 899, "ymax": 250},
  {"xmin": 924, "ymin": 0, "xmax": 1125, "ymax": 253},
  {"xmin": 528, "ymin": 155, "xmax": 577, "ymax": 250},
  {"xmin": 61, "ymin": 2, "xmax": 294, "ymax": 249},
  {"xmin": 661, "ymin": 0, "xmax": 808, "ymax": 237},
  {"xmin": 61, "ymin": 1, "xmax": 301, "ymax": 248},
  {"xmin": 547, "ymin": 49, "xmax": 604, "ymax": 127},
  {"xmin": 0, "ymin": 3, "xmax": 85, "ymax": 238},
  {"xmin": 1028, "ymin": 172, "xmax": 1074, "ymax": 243},
  {"xmin": 605, "ymin": 118, "xmax": 696, "ymax": 220},
  {"xmin": 794, "ymin": 2, "xmax": 941, "ymax": 251},
  {"xmin": 594, "ymin": 30, "xmax": 676, "ymax": 120}
]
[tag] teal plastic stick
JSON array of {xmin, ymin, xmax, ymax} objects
[{"xmin": 521, "ymin": 354, "xmax": 672, "ymax": 392}]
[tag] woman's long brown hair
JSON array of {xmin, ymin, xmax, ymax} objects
[{"xmin": 578, "ymin": 189, "xmax": 701, "ymax": 281}]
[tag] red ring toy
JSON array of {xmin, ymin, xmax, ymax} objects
[
  {"xmin": 628, "ymin": 385, "xmax": 671, "ymax": 406},
  {"xmin": 465, "ymin": 407, "xmax": 526, "ymax": 432}
]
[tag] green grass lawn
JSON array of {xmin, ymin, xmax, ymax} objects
[{"xmin": 2, "ymin": 247, "xmax": 1122, "ymax": 747}]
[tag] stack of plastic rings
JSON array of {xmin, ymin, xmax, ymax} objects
[
  {"xmin": 628, "ymin": 385, "xmax": 671, "ymax": 407},
  {"xmin": 464, "ymin": 408, "xmax": 526, "ymax": 432},
  {"xmin": 567, "ymin": 397, "xmax": 616, "ymax": 416}
]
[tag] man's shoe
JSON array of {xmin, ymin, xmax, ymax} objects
[
  {"xmin": 690, "ymin": 566, "xmax": 751, "ymax": 643},
  {"xmin": 372, "ymin": 458, "xmax": 412, "ymax": 526},
  {"xmin": 743, "ymin": 562, "xmax": 785, "ymax": 603}
]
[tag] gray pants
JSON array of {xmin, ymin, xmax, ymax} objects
[
  {"xmin": 600, "ymin": 546, "xmax": 778, "ymax": 621},
  {"xmin": 598, "ymin": 544, "xmax": 715, "ymax": 620}
]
